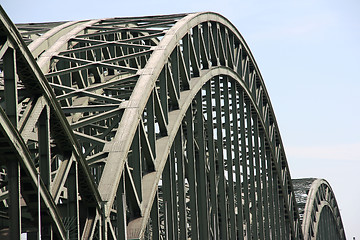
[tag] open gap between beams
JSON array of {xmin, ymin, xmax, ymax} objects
[
  {"xmin": 68, "ymin": 37, "xmax": 153, "ymax": 50},
  {"xmin": 76, "ymin": 28, "xmax": 165, "ymax": 39}
]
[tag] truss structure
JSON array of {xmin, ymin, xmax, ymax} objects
[{"xmin": 0, "ymin": 6, "xmax": 346, "ymax": 239}]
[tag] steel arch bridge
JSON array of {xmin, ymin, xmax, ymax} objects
[{"xmin": 0, "ymin": 6, "xmax": 346, "ymax": 240}]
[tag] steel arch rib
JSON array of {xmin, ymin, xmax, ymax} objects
[
  {"xmin": 0, "ymin": 6, "xmax": 102, "ymax": 239},
  {"xmin": 0, "ymin": 6, "xmax": 102, "ymax": 207},
  {"xmin": 26, "ymin": 20, "xmax": 93, "ymax": 61},
  {"xmin": 0, "ymin": 7, "xmax": 348, "ymax": 239},
  {"xmin": 0, "ymin": 108, "xmax": 67, "ymax": 239},
  {"xmin": 91, "ymin": 12, "xmax": 302, "ymax": 238},
  {"xmin": 0, "ymin": 9, "xmax": 303, "ymax": 239},
  {"xmin": 301, "ymin": 179, "xmax": 346, "ymax": 240},
  {"xmin": 125, "ymin": 66, "xmax": 293, "ymax": 237}
]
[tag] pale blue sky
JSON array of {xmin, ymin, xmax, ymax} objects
[{"xmin": 2, "ymin": 0, "xmax": 360, "ymax": 238}]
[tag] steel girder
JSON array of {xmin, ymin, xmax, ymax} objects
[
  {"xmin": 0, "ymin": 5, "xmax": 346, "ymax": 240},
  {"xmin": 293, "ymin": 179, "xmax": 346, "ymax": 240},
  {"xmin": 0, "ymin": 6, "xmax": 101, "ymax": 240}
]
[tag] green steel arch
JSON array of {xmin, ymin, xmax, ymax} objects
[
  {"xmin": 293, "ymin": 178, "xmax": 346, "ymax": 240},
  {"xmin": 0, "ymin": 6, "xmax": 346, "ymax": 239}
]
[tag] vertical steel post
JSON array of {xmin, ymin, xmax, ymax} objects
[
  {"xmin": 4, "ymin": 46, "xmax": 21, "ymax": 240},
  {"xmin": 146, "ymin": 91, "xmax": 156, "ymax": 159},
  {"xmin": 231, "ymin": 82, "xmax": 244, "ymax": 239},
  {"xmin": 223, "ymin": 77, "xmax": 237, "ymax": 239},
  {"xmin": 122, "ymin": 194, "xmax": 127, "ymax": 240},
  {"xmin": 67, "ymin": 162, "xmax": 80, "ymax": 239},
  {"xmin": 39, "ymin": 107, "xmax": 50, "ymax": 189},
  {"xmin": 253, "ymin": 114, "xmax": 265, "ymax": 239},
  {"xmin": 150, "ymin": 193, "xmax": 160, "ymax": 240},
  {"xmin": 101, "ymin": 201, "xmax": 107, "ymax": 240},
  {"xmin": 4, "ymin": 47, "xmax": 18, "ymax": 126},
  {"xmin": 159, "ymin": 68, "xmax": 168, "ymax": 123},
  {"xmin": 260, "ymin": 132, "xmax": 270, "ymax": 239},
  {"xmin": 214, "ymin": 77, "xmax": 228, "ymax": 239},
  {"xmin": 266, "ymin": 149, "xmax": 276, "ymax": 240},
  {"xmin": 194, "ymin": 91, "xmax": 209, "ymax": 239},
  {"xmin": 185, "ymin": 107, "xmax": 199, "ymax": 239},
  {"xmin": 205, "ymin": 81, "xmax": 219, "ymax": 239},
  {"xmin": 164, "ymin": 201, "xmax": 168, "ymax": 240},
  {"xmin": 130, "ymin": 127, "xmax": 142, "ymax": 202},
  {"xmin": 169, "ymin": 146, "xmax": 178, "ymax": 240},
  {"xmin": 163, "ymin": 157, "xmax": 174, "ymax": 239},
  {"xmin": 174, "ymin": 129, "xmax": 187, "ymax": 239},
  {"xmin": 116, "ymin": 176, "xmax": 126, "ymax": 239},
  {"xmin": 245, "ymin": 100, "xmax": 258, "ymax": 239},
  {"xmin": 38, "ymin": 106, "xmax": 53, "ymax": 239},
  {"xmin": 38, "ymin": 173, "xmax": 41, "ymax": 240},
  {"xmin": 238, "ymin": 89, "xmax": 251, "ymax": 238}
]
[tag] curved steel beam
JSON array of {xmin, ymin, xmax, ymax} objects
[
  {"xmin": 33, "ymin": 11, "xmax": 303, "ymax": 239},
  {"xmin": 0, "ymin": 107, "xmax": 67, "ymax": 239},
  {"xmin": 94, "ymin": 12, "xmax": 302, "ymax": 239},
  {"xmin": 0, "ymin": 7, "xmax": 348, "ymax": 239},
  {"xmin": 0, "ymin": 5, "xmax": 102, "ymax": 209},
  {"xmin": 301, "ymin": 179, "xmax": 346, "ymax": 240},
  {"xmin": 0, "ymin": 5, "xmax": 103, "ymax": 238},
  {"xmin": 126, "ymin": 65, "xmax": 283, "ymax": 237}
]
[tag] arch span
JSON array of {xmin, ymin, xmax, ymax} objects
[
  {"xmin": 293, "ymin": 178, "xmax": 346, "ymax": 240},
  {"xmin": 0, "ymin": 6, "xmax": 346, "ymax": 239}
]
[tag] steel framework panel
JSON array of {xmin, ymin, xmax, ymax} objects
[
  {"xmin": 293, "ymin": 178, "xmax": 346, "ymax": 240},
  {"xmin": 0, "ymin": 6, "xmax": 346, "ymax": 240}
]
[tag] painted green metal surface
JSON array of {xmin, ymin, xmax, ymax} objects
[{"xmin": 0, "ymin": 6, "xmax": 346, "ymax": 240}]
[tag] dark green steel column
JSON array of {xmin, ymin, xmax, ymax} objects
[
  {"xmin": 175, "ymin": 129, "xmax": 187, "ymax": 239},
  {"xmin": 182, "ymin": 34, "xmax": 191, "ymax": 78},
  {"xmin": 4, "ymin": 46, "xmax": 21, "ymax": 240},
  {"xmin": 185, "ymin": 107, "xmax": 199, "ymax": 239},
  {"xmin": 169, "ymin": 145, "xmax": 179, "ymax": 240},
  {"xmin": 270, "ymin": 152, "xmax": 281, "ymax": 240},
  {"xmin": 130, "ymin": 127, "xmax": 142, "ymax": 202},
  {"xmin": 194, "ymin": 91, "xmax": 209, "ymax": 239},
  {"xmin": 159, "ymin": 68, "xmax": 168, "ymax": 123},
  {"xmin": 214, "ymin": 77, "xmax": 228, "ymax": 239},
  {"xmin": 253, "ymin": 114, "xmax": 265, "ymax": 239},
  {"xmin": 116, "ymin": 175, "xmax": 126, "ymax": 239},
  {"xmin": 260, "ymin": 132, "xmax": 270, "ymax": 240},
  {"xmin": 245, "ymin": 100, "xmax": 259, "ymax": 239},
  {"xmin": 163, "ymin": 155, "xmax": 175, "ymax": 239},
  {"xmin": 4, "ymin": 47, "xmax": 18, "ymax": 125},
  {"xmin": 146, "ymin": 91, "xmax": 156, "ymax": 159},
  {"xmin": 150, "ymin": 192, "xmax": 160, "ymax": 240},
  {"xmin": 39, "ymin": 107, "xmax": 50, "ymax": 189},
  {"xmin": 38, "ymin": 106, "xmax": 53, "ymax": 239},
  {"xmin": 205, "ymin": 81, "xmax": 219, "ymax": 239},
  {"xmin": 266, "ymin": 148, "xmax": 276, "ymax": 240},
  {"xmin": 230, "ymin": 82, "xmax": 244, "ymax": 239},
  {"xmin": 67, "ymin": 162, "xmax": 80, "ymax": 239},
  {"xmin": 238, "ymin": 89, "xmax": 251, "ymax": 239},
  {"xmin": 170, "ymin": 47, "xmax": 180, "ymax": 96},
  {"xmin": 223, "ymin": 77, "xmax": 237, "ymax": 239}
]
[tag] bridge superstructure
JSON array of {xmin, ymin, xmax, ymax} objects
[{"xmin": 0, "ymin": 6, "xmax": 346, "ymax": 239}]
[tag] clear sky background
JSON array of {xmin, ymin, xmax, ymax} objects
[{"xmin": 2, "ymin": 0, "xmax": 359, "ymax": 238}]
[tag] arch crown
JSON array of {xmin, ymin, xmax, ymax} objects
[{"xmin": 0, "ymin": 8, "xmax": 346, "ymax": 240}]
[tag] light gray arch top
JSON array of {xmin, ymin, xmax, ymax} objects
[
  {"xmin": 89, "ymin": 11, "xmax": 303, "ymax": 239},
  {"xmin": 126, "ymin": 65, "xmax": 282, "ymax": 237},
  {"xmin": 0, "ymin": 7, "xmax": 349, "ymax": 239},
  {"xmin": 302, "ymin": 179, "xmax": 346, "ymax": 240},
  {"xmin": 97, "ymin": 11, "xmax": 293, "ymax": 214},
  {"xmin": 0, "ymin": 5, "xmax": 102, "ymax": 209}
]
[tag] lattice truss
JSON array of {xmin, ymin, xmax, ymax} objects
[
  {"xmin": 293, "ymin": 179, "xmax": 346, "ymax": 240},
  {"xmin": 0, "ymin": 6, "xmax": 346, "ymax": 240}
]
